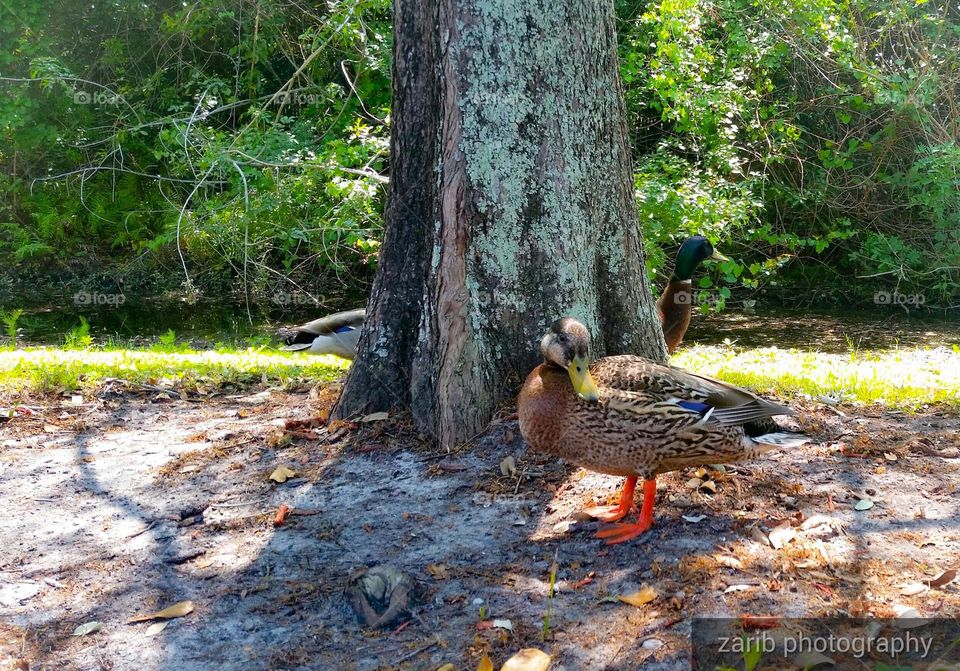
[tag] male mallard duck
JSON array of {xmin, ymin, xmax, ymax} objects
[
  {"xmin": 518, "ymin": 317, "xmax": 808, "ymax": 544},
  {"xmin": 279, "ymin": 308, "xmax": 365, "ymax": 359},
  {"xmin": 657, "ymin": 235, "xmax": 728, "ymax": 353}
]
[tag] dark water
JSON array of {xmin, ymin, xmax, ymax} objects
[
  {"xmin": 2, "ymin": 295, "xmax": 364, "ymax": 346},
  {"xmin": 1, "ymin": 296, "xmax": 958, "ymax": 352}
]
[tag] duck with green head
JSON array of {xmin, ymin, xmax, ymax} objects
[
  {"xmin": 657, "ymin": 235, "xmax": 728, "ymax": 353},
  {"xmin": 518, "ymin": 317, "xmax": 808, "ymax": 544}
]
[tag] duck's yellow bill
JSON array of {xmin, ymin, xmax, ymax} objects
[
  {"xmin": 568, "ymin": 356, "xmax": 600, "ymax": 402},
  {"xmin": 710, "ymin": 249, "xmax": 729, "ymax": 262}
]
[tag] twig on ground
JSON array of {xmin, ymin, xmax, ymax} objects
[
  {"xmin": 393, "ymin": 636, "xmax": 441, "ymax": 665},
  {"xmin": 125, "ymin": 521, "xmax": 155, "ymax": 539}
]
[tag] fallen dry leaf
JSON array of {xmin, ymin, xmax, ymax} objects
[
  {"xmin": 750, "ymin": 526, "xmax": 772, "ymax": 546},
  {"xmin": 273, "ymin": 504, "xmax": 291, "ymax": 526},
  {"xmin": 893, "ymin": 604, "xmax": 924, "ymax": 628},
  {"xmin": 72, "ymin": 621, "xmax": 102, "ymax": 636},
  {"xmin": 127, "ymin": 600, "xmax": 195, "ymax": 624},
  {"xmin": 426, "ymin": 563, "xmax": 449, "ymax": 580},
  {"xmin": 500, "ymin": 648, "xmax": 551, "ymax": 671},
  {"xmin": 193, "ymin": 556, "xmax": 216, "ymax": 569},
  {"xmin": 266, "ymin": 431, "xmax": 293, "ymax": 449},
  {"xmin": 714, "ymin": 554, "xmax": 744, "ymax": 570},
  {"xmin": 682, "ymin": 514, "xmax": 706, "ymax": 523},
  {"xmin": 899, "ymin": 582, "xmax": 928, "ymax": 596},
  {"xmin": 800, "ymin": 515, "xmax": 843, "ymax": 539},
  {"xmin": 500, "ymin": 455, "xmax": 517, "ymax": 477},
  {"xmin": 739, "ymin": 614, "xmax": 780, "ymax": 630},
  {"xmin": 492, "ymin": 619, "xmax": 513, "ymax": 631},
  {"xmin": 572, "ymin": 571, "xmax": 596, "ymax": 590},
  {"xmin": 360, "ymin": 411, "xmax": 389, "ymax": 422},
  {"xmin": 926, "ymin": 568, "xmax": 957, "ymax": 588},
  {"xmin": 769, "ymin": 523, "xmax": 798, "ymax": 550},
  {"xmin": 854, "ymin": 499, "xmax": 874, "ymax": 511},
  {"xmin": 724, "ymin": 584, "xmax": 755, "ymax": 594},
  {"xmin": 268, "ymin": 465, "xmax": 297, "ymax": 483},
  {"xmin": 617, "ymin": 585, "xmax": 657, "ymax": 607},
  {"xmin": 145, "ymin": 621, "xmax": 168, "ymax": 637},
  {"xmin": 326, "ymin": 418, "xmax": 357, "ymax": 433},
  {"xmin": 476, "ymin": 656, "xmax": 494, "ymax": 671}
]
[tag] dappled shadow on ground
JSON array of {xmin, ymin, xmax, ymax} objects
[
  {"xmin": 1, "ymin": 387, "xmax": 959, "ymax": 670},
  {"xmin": 690, "ymin": 308, "xmax": 960, "ymax": 353}
]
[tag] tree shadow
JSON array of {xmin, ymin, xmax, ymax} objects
[{"xmin": 3, "ymin": 390, "xmax": 958, "ymax": 670}]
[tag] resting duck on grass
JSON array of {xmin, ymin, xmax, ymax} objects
[
  {"xmin": 657, "ymin": 235, "xmax": 728, "ymax": 353},
  {"xmin": 279, "ymin": 308, "xmax": 365, "ymax": 359},
  {"xmin": 518, "ymin": 317, "xmax": 808, "ymax": 544}
]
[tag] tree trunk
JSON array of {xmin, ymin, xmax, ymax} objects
[{"xmin": 334, "ymin": 0, "xmax": 666, "ymax": 448}]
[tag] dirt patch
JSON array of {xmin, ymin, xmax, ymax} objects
[{"xmin": 1, "ymin": 384, "xmax": 959, "ymax": 670}]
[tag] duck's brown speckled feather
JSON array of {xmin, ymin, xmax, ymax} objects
[{"xmin": 518, "ymin": 355, "xmax": 800, "ymax": 480}]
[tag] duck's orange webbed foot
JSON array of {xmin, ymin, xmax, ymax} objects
[
  {"xmin": 583, "ymin": 476, "xmax": 637, "ymax": 522},
  {"xmin": 594, "ymin": 478, "xmax": 656, "ymax": 545}
]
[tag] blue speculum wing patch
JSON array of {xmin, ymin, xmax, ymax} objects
[
  {"xmin": 333, "ymin": 325, "xmax": 356, "ymax": 334},
  {"xmin": 677, "ymin": 400, "xmax": 712, "ymax": 415}
]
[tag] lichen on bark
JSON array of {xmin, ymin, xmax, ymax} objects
[{"xmin": 335, "ymin": 0, "xmax": 665, "ymax": 449}]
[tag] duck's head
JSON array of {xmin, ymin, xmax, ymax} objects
[
  {"xmin": 673, "ymin": 235, "xmax": 728, "ymax": 281},
  {"xmin": 540, "ymin": 317, "xmax": 600, "ymax": 402}
]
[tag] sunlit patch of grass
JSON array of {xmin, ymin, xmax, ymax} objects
[
  {"xmin": 0, "ymin": 344, "xmax": 349, "ymax": 394},
  {"xmin": 672, "ymin": 345, "xmax": 960, "ymax": 410}
]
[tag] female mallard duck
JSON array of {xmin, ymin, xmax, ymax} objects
[
  {"xmin": 657, "ymin": 235, "xmax": 728, "ymax": 353},
  {"xmin": 518, "ymin": 317, "xmax": 808, "ymax": 544},
  {"xmin": 280, "ymin": 308, "xmax": 365, "ymax": 359}
]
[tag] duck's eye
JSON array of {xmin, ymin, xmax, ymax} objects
[{"xmin": 575, "ymin": 365, "xmax": 582, "ymax": 372}]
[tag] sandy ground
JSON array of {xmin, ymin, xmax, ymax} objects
[{"xmin": 1, "ymin": 382, "xmax": 959, "ymax": 670}]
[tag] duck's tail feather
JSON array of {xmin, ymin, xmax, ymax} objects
[
  {"xmin": 752, "ymin": 432, "xmax": 810, "ymax": 449},
  {"xmin": 710, "ymin": 400, "xmax": 793, "ymax": 426}
]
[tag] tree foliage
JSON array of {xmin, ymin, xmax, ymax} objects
[
  {"xmin": 619, "ymin": 0, "xmax": 960, "ymax": 304},
  {"xmin": 0, "ymin": 0, "xmax": 390, "ymax": 296},
  {"xmin": 1, "ymin": 0, "xmax": 958, "ymax": 304}
]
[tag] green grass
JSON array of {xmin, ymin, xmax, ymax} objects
[
  {"xmin": 2, "ymin": 339, "xmax": 958, "ymax": 411},
  {"xmin": 673, "ymin": 344, "xmax": 960, "ymax": 410},
  {"xmin": 0, "ymin": 343, "xmax": 350, "ymax": 394}
]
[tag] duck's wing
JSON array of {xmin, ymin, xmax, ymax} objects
[
  {"xmin": 599, "ymin": 389, "xmax": 725, "ymax": 432},
  {"xmin": 598, "ymin": 388, "xmax": 786, "ymax": 432},
  {"xmin": 592, "ymin": 355, "xmax": 792, "ymax": 426},
  {"xmin": 294, "ymin": 308, "xmax": 366, "ymax": 336}
]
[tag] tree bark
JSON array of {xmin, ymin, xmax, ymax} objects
[{"xmin": 334, "ymin": 0, "xmax": 666, "ymax": 449}]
